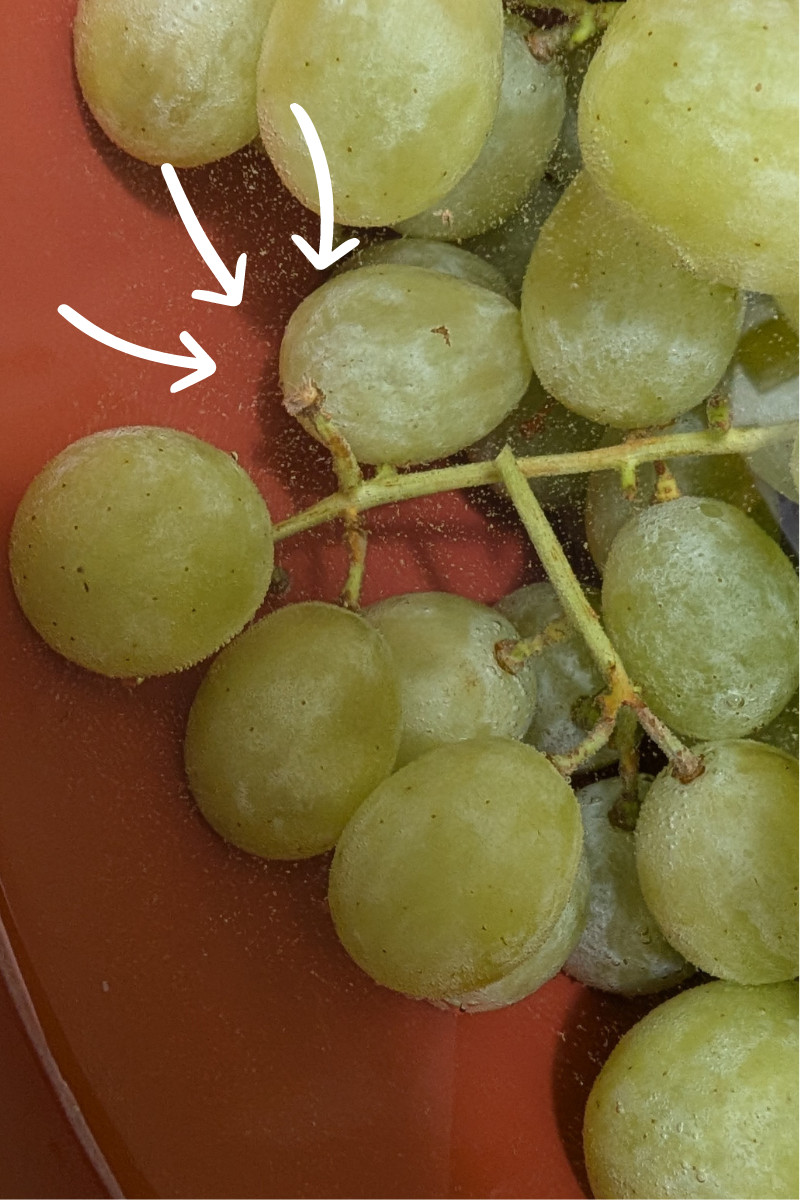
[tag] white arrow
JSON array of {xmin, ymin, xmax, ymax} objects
[
  {"xmin": 57, "ymin": 305, "xmax": 216, "ymax": 393},
  {"xmin": 289, "ymin": 103, "xmax": 360, "ymax": 270},
  {"xmin": 161, "ymin": 163, "xmax": 247, "ymax": 306}
]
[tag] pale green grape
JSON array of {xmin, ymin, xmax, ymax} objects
[
  {"xmin": 184, "ymin": 603, "xmax": 401, "ymax": 860},
  {"xmin": 494, "ymin": 582, "xmax": 616, "ymax": 769},
  {"xmin": 335, "ymin": 237, "xmax": 512, "ymax": 299},
  {"xmin": 602, "ymin": 497, "xmax": 799, "ymax": 740},
  {"xmin": 9, "ymin": 427, "xmax": 273, "ymax": 677},
  {"xmin": 585, "ymin": 408, "xmax": 779, "ymax": 572},
  {"xmin": 564, "ymin": 778, "xmax": 692, "ymax": 996},
  {"xmin": 329, "ymin": 738, "xmax": 582, "ymax": 999},
  {"xmin": 257, "ymin": 0, "xmax": 503, "ymax": 227},
  {"xmin": 364, "ymin": 592, "xmax": 537, "ymax": 769},
  {"xmin": 279, "ymin": 265, "xmax": 531, "ymax": 466},
  {"xmin": 74, "ymin": 0, "xmax": 276, "ymax": 166},
  {"xmin": 584, "ymin": 980, "xmax": 799, "ymax": 1199},
  {"xmin": 578, "ymin": 0, "xmax": 799, "ymax": 296},
  {"xmin": 445, "ymin": 855, "xmax": 589, "ymax": 1012},
  {"xmin": 465, "ymin": 175, "xmax": 562, "ymax": 304},
  {"xmin": 635, "ymin": 740, "xmax": 798, "ymax": 984},
  {"xmin": 468, "ymin": 372, "xmax": 605, "ymax": 510},
  {"xmin": 395, "ymin": 19, "xmax": 565, "ymax": 241},
  {"xmin": 521, "ymin": 172, "xmax": 743, "ymax": 429}
]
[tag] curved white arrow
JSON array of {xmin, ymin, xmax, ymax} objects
[
  {"xmin": 57, "ymin": 305, "xmax": 216, "ymax": 393},
  {"xmin": 290, "ymin": 103, "xmax": 360, "ymax": 271},
  {"xmin": 161, "ymin": 163, "xmax": 247, "ymax": 306}
]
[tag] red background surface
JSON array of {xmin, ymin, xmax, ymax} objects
[{"xmin": 0, "ymin": 3, "xmax": 655, "ymax": 1195}]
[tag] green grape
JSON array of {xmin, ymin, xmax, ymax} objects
[
  {"xmin": 9, "ymin": 427, "xmax": 273, "ymax": 677},
  {"xmin": 184, "ymin": 603, "xmax": 401, "ymax": 860},
  {"xmin": 584, "ymin": 980, "xmax": 799, "ymax": 1199},
  {"xmin": 257, "ymin": 0, "xmax": 503, "ymax": 227},
  {"xmin": 335, "ymin": 237, "xmax": 512, "ymax": 300},
  {"xmin": 468, "ymin": 372, "xmax": 605, "ymax": 510},
  {"xmin": 602, "ymin": 496, "xmax": 799, "ymax": 740},
  {"xmin": 363, "ymin": 592, "xmax": 537, "ymax": 769},
  {"xmin": 74, "ymin": 0, "xmax": 276, "ymax": 166},
  {"xmin": 279, "ymin": 265, "xmax": 531, "ymax": 466},
  {"xmin": 585, "ymin": 407, "xmax": 780, "ymax": 573},
  {"xmin": 494, "ymin": 582, "xmax": 616, "ymax": 769},
  {"xmin": 578, "ymin": 0, "xmax": 799, "ymax": 296},
  {"xmin": 329, "ymin": 738, "xmax": 583, "ymax": 1000},
  {"xmin": 521, "ymin": 172, "xmax": 743, "ymax": 429},
  {"xmin": 445, "ymin": 855, "xmax": 589, "ymax": 1012},
  {"xmin": 564, "ymin": 778, "xmax": 692, "ymax": 996},
  {"xmin": 756, "ymin": 693, "xmax": 799, "ymax": 759},
  {"xmin": 465, "ymin": 174, "xmax": 563, "ymax": 305},
  {"xmin": 635, "ymin": 740, "xmax": 798, "ymax": 985},
  {"xmin": 395, "ymin": 19, "xmax": 565, "ymax": 241}
]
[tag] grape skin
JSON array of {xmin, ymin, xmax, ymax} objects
[
  {"xmin": 329, "ymin": 738, "xmax": 583, "ymax": 1000},
  {"xmin": 635, "ymin": 740, "xmax": 799, "ymax": 985},
  {"xmin": 364, "ymin": 592, "xmax": 537, "ymax": 769},
  {"xmin": 602, "ymin": 496, "xmax": 799, "ymax": 741},
  {"xmin": 521, "ymin": 172, "xmax": 743, "ymax": 429},
  {"xmin": 578, "ymin": 0, "xmax": 799, "ymax": 296},
  {"xmin": 9, "ymin": 427, "xmax": 274, "ymax": 677},
  {"xmin": 584, "ymin": 980, "xmax": 799, "ymax": 1200},
  {"xmin": 445, "ymin": 855, "xmax": 589, "ymax": 1013},
  {"xmin": 395, "ymin": 19, "xmax": 565, "ymax": 242},
  {"xmin": 257, "ymin": 0, "xmax": 503, "ymax": 227},
  {"xmin": 334, "ymin": 236, "xmax": 512, "ymax": 300},
  {"xmin": 564, "ymin": 778, "xmax": 691, "ymax": 997},
  {"xmin": 184, "ymin": 603, "xmax": 402, "ymax": 861},
  {"xmin": 74, "ymin": 0, "xmax": 277, "ymax": 166},
  {"xmin": 279, "ymin": 265, "xmax": 532, "ymax": 466}
]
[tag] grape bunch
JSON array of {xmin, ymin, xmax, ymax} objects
[{"xmin": 8, "ymin": 0, "xmax": 800, "ymax": 1197}]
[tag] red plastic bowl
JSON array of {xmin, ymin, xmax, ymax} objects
[{"xmin": 1, "ymin": 5, "xmax": 655, "ymax": 1196}]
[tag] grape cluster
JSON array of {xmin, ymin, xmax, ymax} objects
[{"xmin": 8, "ymin": 1, "xmax": 800, "ymax": 1197}]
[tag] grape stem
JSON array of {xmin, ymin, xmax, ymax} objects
[
  {"xmin": 273, "ymin": 423, "xmax": 794, "ymax": 542},
  {"xmin": 494, "ymin": 446, "xmax": 705, "ymax": 783},
  {"xmin": 495, "ymin": 615, "xmax": 570, "ymax": 673},
  {"xmin": 284, "ymin": 380, "xmax": 367, "ymax": 608}
]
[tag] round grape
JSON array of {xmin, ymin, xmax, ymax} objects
[
  {"xmin": 279, "ymin": 265, "xmax": 531, "ymax": 466},
  {"xmin": 584, "ymin": 980, "xmax": 799, "ymax": 1199},
  {"xmin": 9, "ymin": 427, "xmax": 274, "ymax": 677},
  {"xmin": 184, "ymin": 603, "xmax": 402, "ymax": 860},
  {"xmin": 635, "ymin": 740, "xmax": 798, "ymax": 985},
  {"xmin": 521, "ymin": 172, "xmax": 743, "ymax": 429},
  {"xmin": 329, "ymin": 738, "xmax": 582, "ymax": 1000},
  {"xmin": 578, "ymin": 0, "xmax": 799, "ymax": 295},
  {"xmin": 602, "ymin": 496, "xmax": 799, "ymax": 740},
  {"xmin": 257, "ymin": 0, "xmax": 503, "ymax": 227},
  {"xmin": 74, "ymin": 0, "xmax": 276, "ymax": 166}
]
